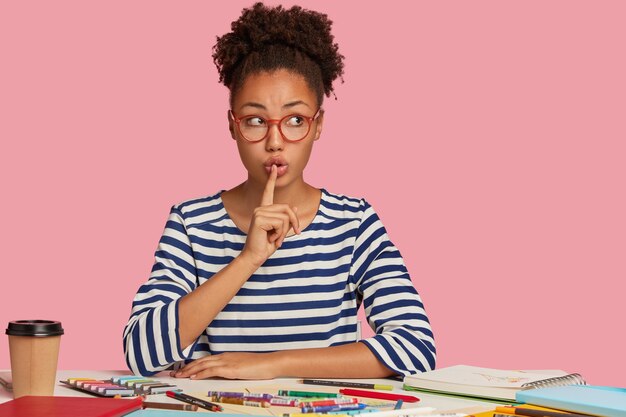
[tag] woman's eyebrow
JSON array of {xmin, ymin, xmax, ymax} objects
[
  {"xmin": 240, "ymin": 102, "xmax": 266, "ymax": 111},
  {"xmin": 283, "ymin": 100, "xmax": 311, "ymax": 109},
  {"xmin": 238, "ymin": 100, "xmax": 311, "ymax": 112}
]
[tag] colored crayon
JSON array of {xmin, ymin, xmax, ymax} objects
[
  {"xmin": 67, "ymin": 378, "xmax": 98, "ymax": 384},
  {"xmin": 208, "ymin": 391, "xmax": 273, "ymax": 400},
  {"xmin": 278, "ymin": 390, "xmax": 340, "ymax": 398},
  {"xmin": 301, "ymin": 404, "xmax": 367, "ymax": 413},
  {"xmin": 301, "ymin": 398, "xmax": 358, "ymax": 407},
  {"xmin": 143, "ymin": 401, "xmax": 199, "ymax": 411},
  {"xmin": 328, "ymin": 409, "xmax": 381, "ymax": 415},
  {"xmin": 339, "ymin": 389, "xmax": 419, "ymax": 403},
  {"xmin": 77, "ymin": 380, "xmax": 106, "ymax": 388},
  {"xmin": 212, "ymin": 397, "xmax": 271, "ymax": 407},
  {"xmin": 149, "ymin": 385, "xmax": 179, "ymax": 394},
  {"xmin": 270, "ymin": 398, "xmax": 301, "ymax": 407},
  {"xmin": 126, "ymin": 379, "xmax": 153, "ymax": 387},
  {"xmin": 302, "ymin": 380, "xmax": 394, "ymax": 391},
  {"xmin": 167, "ymin": 390, "xmax": 223, "ymax": 412}
]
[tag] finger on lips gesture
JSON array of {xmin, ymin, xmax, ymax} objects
[
  {"xmin": 243, "ymin": 165, "xmax": 301, "ymax": 266},
  {"xmin": 261, "ymin": 164, "xmax": 278, "ymax": 206},
  {"xmin": 261, "ymin": 165, "xmax": 301, "ymax": 242}
]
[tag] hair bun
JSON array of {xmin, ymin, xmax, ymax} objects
[{"xmin": 213, "ymin": 2, "xmax": 344, "ymax": 99}]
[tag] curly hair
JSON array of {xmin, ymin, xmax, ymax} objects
[{"xmin": 212, "ymin": 2, "xmax": 345, "ymax": 106}]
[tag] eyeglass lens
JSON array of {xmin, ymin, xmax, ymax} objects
[{"xmin": 239, "ymin": 115, "xmax": 311, "ymax": 141}]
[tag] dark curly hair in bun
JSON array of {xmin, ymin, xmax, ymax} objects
[{"xmin": 212, "ymin": 2, "xmax": 345, "ymax": 106}]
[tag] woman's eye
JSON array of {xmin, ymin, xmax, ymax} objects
[
  {"xmin": 286, "ymin": 116, "xmax": 305, "ymax": 126},
  {"xmin": 244, "ymin": 117, "xmax": 265, "ymax": 127}
]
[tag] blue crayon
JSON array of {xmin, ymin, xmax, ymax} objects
[
  {"xmin": 301, "ymin": 404, "xmax": 367, "ymax": 413},
  {"xmin": 328, "ymin": 409, "xmax": 379, "ymax": 415},
  {"xmin": 112, "ymin": 376, "xmax": 151, "ymax": 384}
]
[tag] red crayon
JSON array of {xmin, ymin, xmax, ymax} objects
[{"xmin": 339, "ymin": 389, "xmax": 420, "ymax": 403}]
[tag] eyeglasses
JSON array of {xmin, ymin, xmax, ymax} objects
[{"xmin": 229, "ymin": 108, "xmax": 322, "ymax": 142}]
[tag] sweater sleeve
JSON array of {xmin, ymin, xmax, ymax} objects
[
  {"xmin": 351, "ymin": 200, "xmax": 436, "ymax": 375},
  {"xmin": 123, "ymin": 206, "xmax": 199, "ymax": 376}
]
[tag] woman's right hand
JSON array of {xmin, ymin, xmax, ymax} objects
[{"xmin": 240, "ymin": 164, "xmax": 301, "ymax": 268}]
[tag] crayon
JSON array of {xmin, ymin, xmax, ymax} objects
[
  {"xmin": 167, "ymin": 390, "xmax": 224, "ymax": 412},
  {"xmin": 300, "ymin": 398, "xmax": 358, "ymax": 407},
  {"xmin": 208, "ymin": 391, "xmax": 273, "ymax": 400},
  {"xmin": 212, "ymin": 396, "xmax": 271, "ymax": 407},
  {"xmin": 301, "ymin": 404, "xmax": 367, "ymax": 413},
  {"xmin": 278, "ymin": 390, "xmax": 340, "ymax": 398},
  {"xmin": 149, "ymin": 385, "xmax": 179, "ymax": 394},
  {"xmin": 328, "ymin": 409, "xmax": 381, "ymax": 415},
  {"xmin": 303, "ymin": 380, "xmax": 394, "ymax": 391},
  {"xmin": 143, "ymin": 401, "xmax": 199, "ymax": 411},
  {"xmin": 271, "ymin": 398, "xmax": 301, "ymax": 407},
  {"xmin": 339, "ymin": 389, "xmax": 419, "ymax": 403},
  {"xmin": 126, "ymin": 379, "xmax": 154, "ymax": 387}
]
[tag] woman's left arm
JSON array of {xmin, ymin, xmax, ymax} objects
[
  {"xmin": 349, "ymin": 200, "xmax": 436, "ymax": 376},
  {"xmin": 172, "ymin": 342, "xmax": 393, "ymax": 380}
]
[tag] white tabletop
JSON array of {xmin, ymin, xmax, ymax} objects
[{"xmin": 0, "ymin": 370, "xmax": 499, "ymax": 414}]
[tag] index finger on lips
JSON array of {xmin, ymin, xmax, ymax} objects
[{"xmin": 261, "ymin": 164, "xmax": 277, "ymax": 207}]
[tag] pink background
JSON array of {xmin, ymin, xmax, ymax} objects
[{"xmin": 1, "ymin": 1, "xmax": 624, "ymax": 386}]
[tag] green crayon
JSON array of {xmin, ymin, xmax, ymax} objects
[{"xmin": 277, "ymin": 390, "xmax": 340, "ymax": 398}]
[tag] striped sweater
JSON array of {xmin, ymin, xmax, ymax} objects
[{"xmin": 123, "ymin": 189, "xmax": 435, "ymax": 376}]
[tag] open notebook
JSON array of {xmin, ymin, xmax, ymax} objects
[{"xmin": 403, "ymin": 365, "xmax": 586, "ymax": 402}]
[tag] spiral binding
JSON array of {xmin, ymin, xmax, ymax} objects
[{"xmin": 521, "ymin": 373, "xmax": 586, "ymax": 390}]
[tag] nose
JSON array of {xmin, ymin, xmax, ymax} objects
[{"xmin": 265, "ymin": 122, "xmax": 284, "ymax": 152}]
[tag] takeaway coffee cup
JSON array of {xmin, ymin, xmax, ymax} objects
[{"xmin": 5, "ymin": 320, "xmax": 64, "ymax": 398}]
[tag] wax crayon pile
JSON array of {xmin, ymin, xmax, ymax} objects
[
  {"xmin": 60, "ymin": 376, "xmax": 179, "ymax": 397},
  {"xmin": 208, "ymin": 389, "xmax": 396, "ymax": 414}
]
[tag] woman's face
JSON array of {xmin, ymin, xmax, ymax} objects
[{"xmin": 229, "ymin": 69, "xmax": 323, "ymax": 189}]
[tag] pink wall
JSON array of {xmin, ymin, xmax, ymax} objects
[{"xmin": 1, "ymin": 1, "xmax": 624, "ymax": 386}]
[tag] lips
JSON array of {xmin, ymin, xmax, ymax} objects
[{"xmin": 264, "ymin": 157, "xmax": 289, "ymax": 177}]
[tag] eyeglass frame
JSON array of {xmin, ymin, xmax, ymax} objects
[{"xmin": 228, "ymin": 108, "xmax": 323, "ymax": 143}]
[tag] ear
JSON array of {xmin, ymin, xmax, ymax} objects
[
  {"xmin": 313, "ymin": 110, "xmax": 324, "ymax": 141},
  {"xmin": 227, "ymin": 110, "xmax": 236, "ymax": 140}
]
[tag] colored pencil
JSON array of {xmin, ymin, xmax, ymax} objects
[{"xmin": 302, "ymin": 379, "xmax": 394, "ymax": 391}]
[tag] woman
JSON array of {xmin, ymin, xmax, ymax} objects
[{"xmin": 124, "ymin": 2, "xmax": 435, "ymax": 379}]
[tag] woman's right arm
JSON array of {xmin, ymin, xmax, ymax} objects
[
  {"xmin": 123, "ymin": 206, "xmax": 262, "ymax": 376},
  {"xmin": 178, "ymin": 166, "xmax": 299, "ymax": 349},
  {"xmin": 123, "ymin": 206, "xmax": 200, "ymax": 376},
  {"xmin": 124, "ymin": 166, "xmax": 298, "ymax": 376}
]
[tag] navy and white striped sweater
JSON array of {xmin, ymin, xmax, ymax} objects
[{"xmin": 123, "ymin": 189, "xmax": 435, "ymax": 376}]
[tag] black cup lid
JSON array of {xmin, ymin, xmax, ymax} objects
[{"xmin": 5, "ymin": 320, "xmax": 64, "ymax": 337}]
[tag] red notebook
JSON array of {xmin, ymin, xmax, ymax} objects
[{"xmin": 0, "ymin": 395, "xmax": 143, "ymax": 417}]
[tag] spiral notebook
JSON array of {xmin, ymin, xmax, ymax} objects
[{"xmin": 403, "ymin": 365, "xmax": 586, "ymax": 402}]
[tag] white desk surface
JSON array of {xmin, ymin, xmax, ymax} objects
[{"xmin": 0, "ymin": 370, "xmax": 499, "ymax": 414}]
